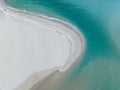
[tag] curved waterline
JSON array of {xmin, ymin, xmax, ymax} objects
[
  {"xmin": 1, "ymin": 0, "xmax": 85, "ymax": 71},
  {"xmin": 0, "ymin": 0, "xmax": 85, "ymax": 90}
]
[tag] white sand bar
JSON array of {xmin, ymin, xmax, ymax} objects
[{"xmin": 0, "ymin": 1, "xmax": 85, "ymax": 90}]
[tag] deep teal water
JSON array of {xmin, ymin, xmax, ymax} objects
[{"xmin": 4, "ymin": 0, "xmax": 120, "ymax": 90}]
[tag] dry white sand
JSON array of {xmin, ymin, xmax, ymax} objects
[{"xmin": 0, "ymin": 1, "xmax": 85, "ymax": 90}]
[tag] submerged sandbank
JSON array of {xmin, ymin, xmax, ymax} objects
[{"xmin": 0, "ymin": 1, "xmax": 85, "ymax": 90}]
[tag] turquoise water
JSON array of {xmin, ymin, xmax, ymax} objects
[{"xmin": 4, "ymin": 0, "xmax": 120, "ymax": 90}]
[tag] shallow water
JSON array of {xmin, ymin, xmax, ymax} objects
[{"xmin": 4, "ymin": 0, "xmax": 120, "ymax": 90}]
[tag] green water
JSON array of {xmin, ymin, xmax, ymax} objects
[{"xmin": 4, "ymin": 0, "xmax": 120, "ymax": 90}]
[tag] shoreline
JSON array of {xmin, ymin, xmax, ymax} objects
[
  {"xmin": 0, "ymin": 0, "xmax": 85, "ymax": 90},
  {"xmin": 1, "ymin": 0, "xmax": 85, "ymax": 71}
]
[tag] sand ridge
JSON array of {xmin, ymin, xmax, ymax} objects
[{"xmin": 0, "ymin": 1, "xmax": 85, "ymax": 90}]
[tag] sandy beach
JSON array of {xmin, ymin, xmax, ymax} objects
[{"xmin": 0, "ymin": 1, "xmax": 85, "ymax": 90}]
